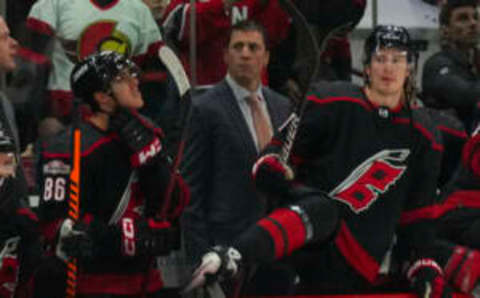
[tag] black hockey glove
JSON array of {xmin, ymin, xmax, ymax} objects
[
  {"xmin": 56, "ymin": 219, "xmax": 95, "ymax": 261},
  {"xmin": 110, "ymin": 107, "xmax": 164, "ymax": 167},
  {"xmin": 57, "ymin": 217, "xmax": 179, "ymax": 260},
  {"xmin": 184, "ymin": 246, "xmax": 242, "ymax": 293},
  {"xmin": 407, "ymin": 259, "xmax": 453, "ymax": 298},
  {"xmin": 252, "ymin": 114, "xmax": 296, "ymax": 198},
  {"xmin": 0, "ymin": 236, "xmax": 20, "ymax": 298},
  {"xmin": 119, "ymin": 218, "xmax": 179, "ymax": 257}
]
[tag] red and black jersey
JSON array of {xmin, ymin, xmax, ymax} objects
[
  {"xmin": 423, "ymin": 108, "xmax": 467, "ymax": 189},
  {"xmin": 37, "ymin": 118, "xmax": 174, "ymax": 295},
  {"xmin": 162, "ymin": 0, "xmax": 290, "ymax": 88},
  {"xmin": 435, "ymin": 138, "xmax": 480, "ymax": 250},
  {"xmin": 288, "ymin": 81, "xmax": 443, "ymax": 284}
]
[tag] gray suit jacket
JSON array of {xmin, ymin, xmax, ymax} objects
[{"xmin": 181, "ymin": 80, "xmax": 292, "ymax": 262}]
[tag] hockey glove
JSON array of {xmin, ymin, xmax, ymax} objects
[
  {"xmin": 120, "ymin": 218, "xmax": 178, "ymax": 257},
  {"xmin": 407, "ymin": 258, "xmax": 453, "ymax": 298},
  {"xmin": 252, "ymin": 153, "xmax": 294, "ymax": 198},
  {"xmin": 444, "ymin": 246, "xmax": 480, "ymax": 294},
  {"xmin": 0, "ymin": 236, "xmax": 20, "ymax": 298},
  {"xmin": 183, "ymin": 246, "xmax": 242, "ymax": 293},
  {"xmin": 57, "ymin": 217, "xmax": 178, "ymax": 260},
  {"xmin": 110, "ymin": 107, "xmax": 164, "ymax": 167},
  {"xmin": 56, "ymin": 219, "xmax": 94, "ymax": 261}
]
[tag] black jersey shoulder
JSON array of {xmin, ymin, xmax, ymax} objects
[
  {"xmin": 307, "ymin": 81, "xmax": 370, "ymax": 110},
  {"xmin": 407, "ymin": 107, "xmax": 444, "ymax": 151},
  {"xmin": 41, "ymin": 122, "xmax": 116, "ymax": 157}
]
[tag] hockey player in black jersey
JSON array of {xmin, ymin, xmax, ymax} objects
[
  {"xmin": 34, "ymin": 51, "xmax": 189, "ymax": 297},
  {"xmin": 248, "ymin": 25, "xmax": 457, "ymax": 297},
  {"xmin": 183, "ymin": 185, "xmax": 339, "ymax": 292}
]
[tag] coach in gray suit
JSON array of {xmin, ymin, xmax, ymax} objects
[{"xmin": 181, "ymin": 20, "xmax": 292, "ymax": 281}]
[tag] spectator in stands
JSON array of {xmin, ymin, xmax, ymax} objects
[
  {"xmin": 181, "ymin": 20, "xmax": 293, "ymax": 295},
  {"xmin": 162, "ymin": 0, "xmax": 290, "ymax": 91},
  {"xmin": 422, "ymin": 0, "xmax": 480, "ymax": 132},
  {"xmin": 23, "ymin": 0, "xmax": 163, "ymax": 127},
  {"xmin": 268, "ymin": 0, "xmax": 366, "ymax": 103}
]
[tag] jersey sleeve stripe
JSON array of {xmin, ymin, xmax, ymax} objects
[
  {"xmin": 257, "ymin": 217, "xmax": 287, "ymax": 259},
  {"xmin": 43, "ymin": 135, "xmax": 118, "ymax": 159},
  {"xmin": 399, "ymin": 205, "xmax": 438, "ymax": 225},
  {"xmin": 267, "ymin": 208, "xmax": 307, "ymax": 256},
  {"xmin": 437, "ymin": 125, "xmax": 468, "ymax": 139},
  {"xmin": 437, "ymin": 190, "xmax": 480, "ymax": 218},
  {"xmin": 26, "ymin": 17, "xmax": 55, "ymax": 36},
  {"xmin": 307, "ymin": 95, "xmax": 373, "ymax": 111},
  {"xmin": 392, "ymin": 118, "xmax": 444, "ymax": 151},
  {"xmin": 334, "ymin": 221, "xmax": 380, "ymax": 283},
  {"xmin": 18, "ymin": 47, "xmax": 50, "ymax": 66}
]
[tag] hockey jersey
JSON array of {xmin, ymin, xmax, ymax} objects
[
  {"xmin": 26, "ymin": 0, "xmax": 162, "ymax": 117},
  {"xmin": 162, "ymin": 0, "xmax": 290, "ymax": 88},
  {"xmin": 37, "ymin": 118, "xmax": 180, "ymax": 295},
  {"xmin": 288, "ymin": 81, "xmax": 443, "ymax": 284}
]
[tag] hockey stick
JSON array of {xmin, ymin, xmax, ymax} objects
[
  {"xmin": 139, "ymin": 43, "xmax": 192, "ymax": 298},
  {"xmin": 229, "ymin": 3, "xmax": 354, "ymax": 298},
  {"xmin": 156, "ymin": 43, "xmax": 191, "ymax": 220},
  {"xmin": 277, "ymin": 0, "xmax": 352, "ymax": 163},
  {"xmin": 65, "ymin": 99, "xmax": 81, "ymax": 298}
]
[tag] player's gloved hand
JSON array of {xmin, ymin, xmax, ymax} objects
[
  {"xmin": 56, "ymin": 219, "xmax": 94, "ymax": 261},
  {"xmin": 57, "ymin": 217, "xmax": 179, "ymax": 260},
  {"xmin": 109, "ymin": 107, "xmax": 164, "ymax": 167},
  {"xmin": 252, "ymin": 153, "xmax": 294, "ymax": 196},
  {"xmin": 408, "ymin": 259, "xmax": 453, "ymax": 298},
  {"xmin": 119, "ymin": 218, "xmax": 178, "ymax": 257},
  {"xmin": 0, "ymin": 236, "xmax": 20, "ymax": 298},
  {"xmin": 183, "ymin": 246, "xmax": 242, "ymax": 293},
  {"xmin": 444, "ymin": 246, "xmax": 480, "ymax": 294}
]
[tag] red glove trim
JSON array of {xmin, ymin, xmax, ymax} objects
[
  {"xmin": 147, "ymin": 219, "xmax": 170, "ymax": 229},
  {"xmin": 130, "ymin": 137, "xmax": 163, "ymax": 167}
]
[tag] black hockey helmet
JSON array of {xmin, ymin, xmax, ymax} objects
[
  {"xmin": 363, "ymin": 25, "xmax": 414, "ymax": 65},
  {"xmin": 363, "ymin": 25, "xmax": 418, "ymax": 102},
  {"xmin": 440, "ymin": 0, "xmax": 478, "ymax": 25},
  {"xmin": 70, "ymin": 51, "xmax": 139, "ymax": 109}
]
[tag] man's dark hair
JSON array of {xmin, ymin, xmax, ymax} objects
[
  {"xmin": 226, "ymin": 20, "xmax": 269, "ymax": 50},
  {"xmin": 439, "ymin": 0, "xmax": 478, "ymax": 26}
]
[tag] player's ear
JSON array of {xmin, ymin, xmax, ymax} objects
[
  {"xmin": 263, "ymin": 50, "xmax": 270, "ymax": 67},
  {"xmin": 93, "ymin": 91, "xmax": 115, "ymax": 113}
]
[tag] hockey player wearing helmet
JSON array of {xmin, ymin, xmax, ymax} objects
[
  {"xmin": 248, "ymin": 25, "xmax": 460, "ymax": 296},
  {"xmin": 422, "ymin": 0, "xmax": 480, "ymax": 132},
  {"xmin": 34, "ymin": 51, "xmax": 189, "ymax": 297}
]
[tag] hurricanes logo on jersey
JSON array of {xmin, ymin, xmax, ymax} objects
[{"xmin": 330, "ymin": 149, "xmax": 410, "ymax": 213}]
